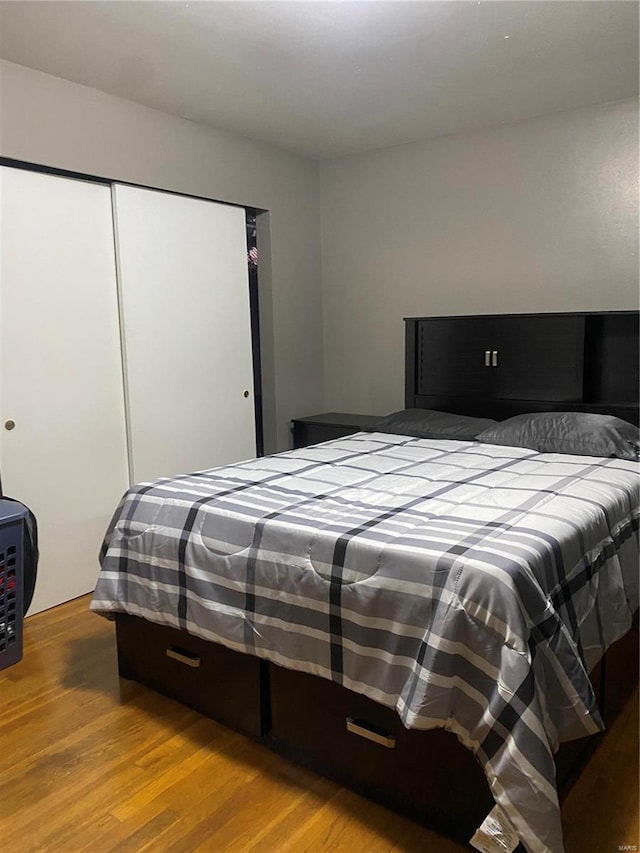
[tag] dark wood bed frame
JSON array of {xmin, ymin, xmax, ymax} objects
[{"xmin": 115, "ymin": 310, "xmax": 639, "ymax": 850}]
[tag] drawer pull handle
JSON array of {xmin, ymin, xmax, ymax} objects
[
  {"xmin": 346, "ymin": 717, "xmax": 396, "ymax": 748},
  {"xmin": 166, "ymin": 646, "xmax": 201, "ymax": 668}
]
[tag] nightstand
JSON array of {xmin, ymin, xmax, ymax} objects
[{"xmin": 291, "ymin": 412, "xmax": 380, "ymax": 449}]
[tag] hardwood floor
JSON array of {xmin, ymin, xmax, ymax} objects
[{"xmin": 1, "ymin": 595, "xmax": 638, "ymax": 852}]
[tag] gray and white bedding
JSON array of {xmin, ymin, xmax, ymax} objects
[{"xmin": 91, "ymin": 432, "xmax": 639, "ymax": 853}]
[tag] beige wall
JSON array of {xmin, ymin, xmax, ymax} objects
[
  {"xmin": 0, "ymin": 60, "xmax": 324, "ymax": 452},
  {"xmin": 320, "ymin": 99, "xmax": 640, "ymax": 416}
]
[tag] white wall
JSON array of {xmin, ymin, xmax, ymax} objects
[
  {"xmin": 2, "ymin": 62, "xmax": 637, "ymax": 436},
  {"xmin": 0, "ymin": 60, "xmax": 324, "ymax": 452},
  {"xmin": 320, "ymin": 99, "xmax": 640, "ymax": 416}
]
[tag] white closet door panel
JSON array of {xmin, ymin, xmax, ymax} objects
[
  {"xmin": 113, "ymin": 185, "xmax": 256, "ymax": 483},
  {"xmin": 0, "ymin": 167, "xmax": 129, "ymax": 615}
]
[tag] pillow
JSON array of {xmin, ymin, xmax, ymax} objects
[
  {"xmin": 476, "ymin": 412, "xmax": 640, "ymax": 460},
  {"xmin": 371, "ymin": 408, "xmax": 498, "ymax": 441}
]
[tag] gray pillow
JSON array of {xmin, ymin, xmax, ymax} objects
[
  {"xmin": 372, "ymin": 408, "xmax": 498, "ymax": 441},
  {"xmin": 476, "ymin": 412, "xmax": 640, "ymax": 460}
]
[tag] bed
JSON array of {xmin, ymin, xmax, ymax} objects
[{"xmin": 92, "ymin": 310, "xmax": 639, "ymax": 853}]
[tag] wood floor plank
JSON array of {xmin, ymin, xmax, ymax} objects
[
  {"xmin": 1, "ymin": 595, "xmax": 637, "ymax": 852},
  {"xmin": 562, "ymin": 685, "xmax": 639, "ymax": 852}
]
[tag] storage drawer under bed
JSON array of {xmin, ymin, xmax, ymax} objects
[
  {"xmin": 267, "ymin": 664, "xmax": 496, "ymax": 843},
  {"xmin": 267, "ymin": 617, "xmax": 639, "ymax": 842},
  {"xmin": 115, "ymin": 614, "xmax": 266, "ymax": 738}
]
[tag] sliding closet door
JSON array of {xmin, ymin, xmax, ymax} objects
[
  {"xmin": 112, "ymin": 185, "xmax": 256, "ymax": 483},
  {"xmin": 0, "ymin": 167, "xmax": 129, "ymax": 615}
]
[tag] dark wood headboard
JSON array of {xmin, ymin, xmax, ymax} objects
[{"xmin": 405, "ymin": 311, "xmax": 640, "ymax": 426}]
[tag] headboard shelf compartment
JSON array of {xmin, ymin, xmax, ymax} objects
[
  {"xmin": 582, "ymin": 312, "xmax": 639, "ymax": 407},
  {"xmin": 405, "ymin": 310, "xmax": 639, "ymax": 425}
]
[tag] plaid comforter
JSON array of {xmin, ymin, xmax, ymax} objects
[{"xmin": 91, "ymin": 433, "xmax": 639, "ymax": 853}]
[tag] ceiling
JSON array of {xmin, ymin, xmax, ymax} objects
[{"xmin": 0, "ymin": 1, "xmax": 637, "ymax": 160}]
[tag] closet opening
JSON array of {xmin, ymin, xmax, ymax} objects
[{"xmin": 246, "ymin": 210, "xmax": 264, "ymax": 457}]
